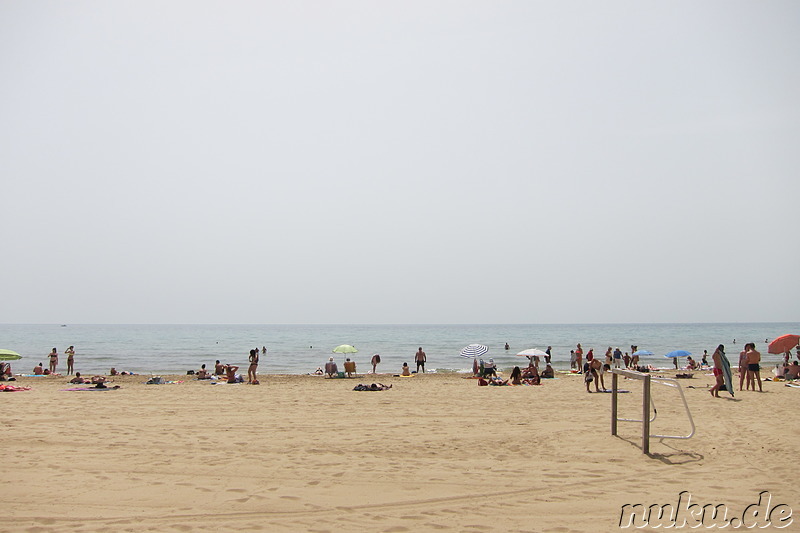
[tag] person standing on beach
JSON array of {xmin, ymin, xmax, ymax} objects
[
  {"xmin": 738, "ymin": 346, "xmax": 748, "ymax": 391},
  {"xmin": 415, "ymin": 347, "xmax": 427, "ymax": 373},
  {"xmin": 570, "ymin": 350, "xmax": 576, "ymax": 371},
  {"xmin": 710, "ymin": 345, "xmax": 725, "ymax": 398},
  {"xmin": 613, "ymin": 347, "xmax": 622, "ymax": 368},
  {"xmin": 65, "ymin": 346, "xmax": 75, "ymax": 375},
  {"xmin": 248, "ymin": 349, "xmax": 259, "ymax": 384},
  {"xmin": 575, "ymin": 344, "xmax": 583, "ymax": 373},
  {"xmin": 48, "ymin": 348, "xmax": 58, "ymax": 374},
  {"xmin": 746, "ymin": 343, "xmax": 762, "ymax": 392},
  {"xmin": 370, "ymin": 353, "xmax": 381, "ymax": 374},
  {"xmin": 545, "ymin": 346, "xmax": 552, "ymax": 364}
]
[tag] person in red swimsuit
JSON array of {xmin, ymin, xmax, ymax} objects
[{"xmin": 710, "ymin": 344, "xmax": 725, "ymax": 398}]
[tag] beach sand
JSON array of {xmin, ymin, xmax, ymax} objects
[{"xmin": 3, "ymin": 370, "xmax": 797, "ymax": 531}]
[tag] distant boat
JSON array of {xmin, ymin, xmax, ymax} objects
[{"xmin": 61, "ymin": 325, "xmax": 67, "ymax": 327}]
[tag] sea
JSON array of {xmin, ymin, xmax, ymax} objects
[{"xmin": 2, "ymin": 322, "xmax": 798, "ymax": 376}]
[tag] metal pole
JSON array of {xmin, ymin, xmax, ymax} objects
[
  {"xmin": 611, "ymin": 371, "xmax": 618, "ymax": 436},
  {"xmin": 642, "ymin": 374, "xmax": 651, "ymax": 454}
]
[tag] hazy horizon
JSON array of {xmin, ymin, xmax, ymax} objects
[{"xmin": 2, "ymin": 1, "xmax": 798, "ymax": 325}]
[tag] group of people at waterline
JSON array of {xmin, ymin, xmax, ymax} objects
[{"xmin": 14, "ymin": 342, "xmax": 800, "ymax": 394}]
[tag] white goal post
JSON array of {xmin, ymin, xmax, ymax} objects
[{"xmin": 610, "ymin": 369, "xmax": 695, "ymax": 455}]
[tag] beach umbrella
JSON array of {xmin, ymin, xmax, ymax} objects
[
  {"xmin": 632, "ymin": 350, "xmax": 654, "ymax": 357},
  {"xmin": 332, "ymin": 345, "xmax": 358, "ymax": 354},
  {"xmin": 664, "ymin": 350, "xmax": 691, "ymax": 359},
  {"xmin": 516, "ymin": 348, "xmax": 548, "ymax": 358},
  {"xmin": 460, "ymin": 344, "xmax": 489, "ymax": 358},
  {"xmin": 0, "ymin": 349, "xmax": 22, "ymax": 361},
  {"xmin": 768, "ymin": 334, "xmax": 800, "ymax": 355}
]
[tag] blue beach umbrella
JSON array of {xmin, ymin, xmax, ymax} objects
[
  {"xmin": 664, "ymin": 350, "xmax": 691, "ymax": 359},
  {"xmin": 632, "ymin": 350, "xmax": 654, "ymax": 357}
]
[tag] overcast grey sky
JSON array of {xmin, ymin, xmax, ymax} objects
[{"xmin": 2, "ymin": 1, "xmax": 798, "ymax": 324}]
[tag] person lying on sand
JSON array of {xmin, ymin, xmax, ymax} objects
[{"xmin": 353, "ymin": 383, "xmax": 392, "ymax": 391}]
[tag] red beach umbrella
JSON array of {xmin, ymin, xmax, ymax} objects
[{"xmin": 768, "ymin": 334, "xmax": 800, "ymax": 355}]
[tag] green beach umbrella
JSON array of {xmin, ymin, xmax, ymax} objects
[
  {"xmin": 0, "ymin": 349, "xmax": 22, "ymax": 361},
  {"xmin": 332, "ymin": 345, "xmax": 358, "ymax": 354}
]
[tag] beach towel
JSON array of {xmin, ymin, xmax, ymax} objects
[{"xmin": 62, "ymin": 386, "xmax": 121, "ymax": 391}]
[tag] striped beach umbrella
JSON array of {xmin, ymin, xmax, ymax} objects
[{"xmin": 460, "ymin": 344, "xmax": 489, "ymax": 358}]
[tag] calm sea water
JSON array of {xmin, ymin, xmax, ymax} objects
[{"xmin": 2, "ymin": 323, "xmax": 798, "ymax": 376}]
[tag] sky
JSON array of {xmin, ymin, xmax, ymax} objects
[{"xmin": 1, "ymin": 1, "xmax": 799, "ymax": 325}]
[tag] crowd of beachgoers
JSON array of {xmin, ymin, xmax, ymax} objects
[{"xmin": 4, "ymin": 340, "xmax": 799, "ymax": 396}]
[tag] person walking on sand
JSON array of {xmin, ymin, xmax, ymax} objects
[
  {"xmin": 415, "ymin": 347, "xmax": 427, "ymax": 373},
  {"xmin": 48, "ymin": 348, "xmax": 58, "ymax": 374},
  {"xmin": 248, "ymin": 349, "xmax": 259, "ymax": 384},
  {"xmin": 746, "ymin": 342, "xmax": 762, "ymax": 392},
  {"xmin": 370, "ymin": 353, "xmax": 381, "ymax": 374},
  {"xmin": 65, "ymin": 346, "xmax": 75, "ymax": 375},
  {"xmin": 710, "ymin": 344, "xmax": 725, "ymax": 398}
]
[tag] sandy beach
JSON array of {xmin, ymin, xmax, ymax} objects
[{"xmin": 3, "ymin": 369, "xmax": 797, "ymax": 532}]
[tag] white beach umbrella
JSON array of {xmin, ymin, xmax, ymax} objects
[{"xmin": 516, "ymin": 348, "xmax": 547, "ymax": 358}]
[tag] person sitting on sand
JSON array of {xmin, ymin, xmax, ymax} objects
[
  {"xmin": 224, "ymin": 364, "xmax": 241, "ymax": 383},
  {"xmin": 509, "ymin": 366, "xmax": 522, "ymax": 385},
  {"xmin": 483, "ymin": 359, "xmax": 497, "ymax": 377},
  {"xmin": 541, "ymin": 364, "xmax": 555, "ymax": 379},
  {"xmin": 215, "ymin": 360, "xmax": 225, "ymax": 375},
  {"xmin": 325, "ymin": 357, "xmax": 338, "ymax": 378},
  {"xmin": 110, "ymin": 367, "xmax": 118, "ymax": 376},
  {"xmin": 33, "ymin": 362, "xmax": 44, "ymax": 375},
  {"xmin": 197, "ymin": 364, "xmax": 210, "ymax": 379},
  {"xmin": 786, "ymin": 362, "xmax": 800, "ymax": 380},
  {"xmin": 686, "ymin": 356, "xmax": 698, "ymax": 370},
  {"xmin": 401, "ymin": 362, "xmax": 411, "ymax": 376},
  {"xmin": 69, "ymin": 372, "xmax": 89, "ymax": 384},
  {"xmin": 91, "ymin": 375, "xmax": 107, "ymax": 385}
]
